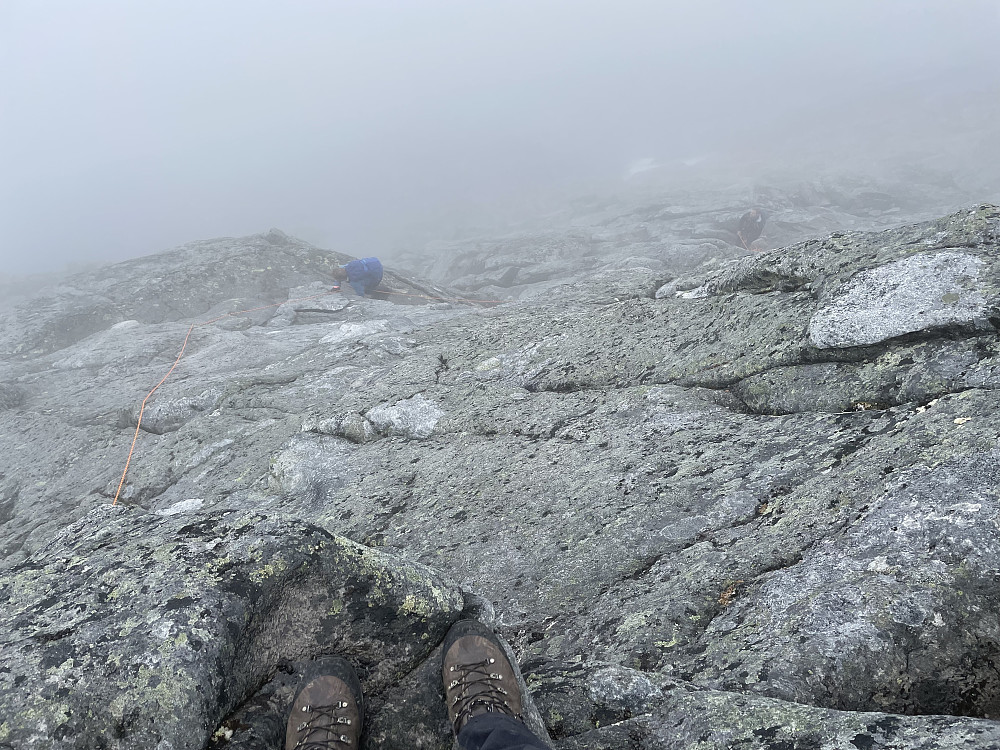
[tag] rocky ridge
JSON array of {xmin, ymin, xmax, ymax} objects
[
  {"xmin": 2, "ymin": 195, "xmax": 1000, "ymax": 749},
  {"xmin": 390, "ymin": 169, "xmax": 977, "ymax": 302}
]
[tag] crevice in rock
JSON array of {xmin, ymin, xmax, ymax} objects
[
  {"xmin": 623, "ymin": 554, "xmax": 665, "ymax": 582},
  {"xmin": 670, "ymin": 328, "xmax": 1000, "ymax": 407}
]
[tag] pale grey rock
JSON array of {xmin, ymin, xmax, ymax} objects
[
  {"xmin": 365, "ymin": 394, "xmax": 444, "ymax": 439},
  {"xmin": 809, "ymin": 251, "xmax": 991, "ymax": 348},
  {"xmin": 587, "ymin": 665, "xmax": 662, "ymax": 716},
  {"xmin": 3, "ymin": 203, "xmax": 1000, "ymax": 749},
  {"xmin": 153, "ymin": 497, "xmax": 206, "ymax": 516}
]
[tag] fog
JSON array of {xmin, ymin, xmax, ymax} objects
[{"xmin": 2, "ymin": 0, "xmax": 999, "ymax": 276}]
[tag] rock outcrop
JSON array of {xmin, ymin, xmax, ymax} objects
[
  {"xmin": 392, "ymin": 171, "xmax": 977, "ymax": 303},
  {"xmin": 0, "ymin": 507, "xmax": 463, "ymax": 749},
  {"xmin": 2, "ymin": 202, "xmax": 1000, "ymax": 749}
]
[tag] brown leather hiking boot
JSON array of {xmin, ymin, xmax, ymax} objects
[
  {"xmin": 285, "ymin": 657, "xmax": 364, "ymax": 749},
  {"xmin": 441, "ymin": 619, "xmax": 524, "ymax": 735}
]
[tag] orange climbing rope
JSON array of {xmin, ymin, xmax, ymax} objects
[
  {"xmin": 112, "ymin": 286, "xmax": 507, "ymax": 504},
  {"xmin": 112, "ymin": 290, "xmax": 336, "ymax": 504}
]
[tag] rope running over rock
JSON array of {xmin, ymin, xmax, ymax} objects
[{"xmin": 112, "ymin": 287, "xmax": 505, "ymax": 504}]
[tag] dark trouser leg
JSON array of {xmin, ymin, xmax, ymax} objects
[{"xmin": 457, "ymin": 713, "xmax": 550, "ymax": 750}]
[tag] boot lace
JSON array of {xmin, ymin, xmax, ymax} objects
[
  {"xmin": 292, "ymin": 701, "xmax": 356, "ymax": 748},
  {"xmin": 447, "ymin": 657, "xmax": 516, "ymax": 729}
]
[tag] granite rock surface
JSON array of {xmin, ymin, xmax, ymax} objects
[{"xmin": 2, "ymin": 197, "xmax": 1000, "ymax": 749}]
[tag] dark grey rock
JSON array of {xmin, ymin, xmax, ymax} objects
[
  {"xmin": 0, "ymin": 382, "xmax": 24, "ymax": 410},
  {"xmin": 525, "ymin": 659, "xmax": 665, "ymax": 741},
  {"xmin": 539, "ymin": 669, "xmax": 1000, "ymax": 749},
  {"xmin": 0, "ymin": 506, "xmax": 463, "ymax": 749}
]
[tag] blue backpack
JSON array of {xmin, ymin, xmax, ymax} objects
[{"xmin": 342, "ymin": 257, "xmax": 384, "ymax": 296}]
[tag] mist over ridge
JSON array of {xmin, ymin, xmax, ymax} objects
[{"xmin": 2, "ymin": 0, "xmax": 999, "ymax": 277}]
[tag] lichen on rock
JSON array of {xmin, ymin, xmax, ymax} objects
[
  {"xmin": 0, "ymin": 506, "xmax": 463, "ymax": 749},
  {"xmin": 3, "ymin": 202, "xmax": 1000, "ymax": 749}
]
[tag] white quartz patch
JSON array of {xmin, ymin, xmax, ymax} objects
[{"xmin": 154, "ymin": 498, "xmax": 205, "ymax": 516}]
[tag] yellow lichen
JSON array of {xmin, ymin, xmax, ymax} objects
[{"xmin": 399, "ymin": 594, "xmax": 432, "ymax": 618}]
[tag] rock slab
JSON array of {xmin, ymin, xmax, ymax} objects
[{"xmin": 0, "ymin": 507, "xmax": 463, "ymax": 750}]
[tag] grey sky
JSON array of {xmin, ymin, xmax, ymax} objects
[{"xmin": 2, "ymin": 1, "xmax": 999, "ymax": 275}]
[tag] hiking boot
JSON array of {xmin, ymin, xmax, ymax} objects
[
  {"xmin": 441, "ymin": 619, "xmax": 524, "ymax": 735},
  {"xmin": 285, "ymin": 657, "xmax": 364, "ymax": 750}
]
